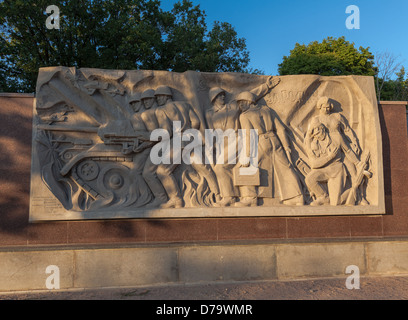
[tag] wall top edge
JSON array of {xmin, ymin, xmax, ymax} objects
[
  {"xmin": 0, "ymin": 94, "xmax": 407, "ymax": 105},
  {"xmin": 379, "ymin": 101, "xmax": 408, "ymax": 105},
  {"xmin": 0, "ymin": 93, "xmax": 34, "ymax": 98},
  {"xmin": 2, "ymin": 236, "xmax": 408, "ymax": 253},
  {"xmin": 2, "ymin": 95, "xmax": 407, "ymax": 105}
]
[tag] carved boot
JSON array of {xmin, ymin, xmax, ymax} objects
[
  {"xmin": 282, "ymin": 194, "xmax": 304, "ymax": 206},
  {"xmin": 145, "ymin": 195, "xmax": 168, "ymax": 208},
  {"xmin": 235, "ymin": 197, "xmax": 257, "ymax": 207},
  {"xmin": 160, "ymin": 197, "xmax": 184, "ymax": 209},
  {"xmin": 216, "ymin": 196, "xmax": 237, "ymax": 207},
  {"xmin": 310, "ymin": 194, "xmax": 330, "ymax": 206}
]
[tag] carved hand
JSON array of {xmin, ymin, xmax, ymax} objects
[
  {"xmin": 239, "ymin": 161, "xmax": 251, "ymax": 168},
  {"xmin": 267, "ymin": 76, "xmax": 281, "ymax": 89}
]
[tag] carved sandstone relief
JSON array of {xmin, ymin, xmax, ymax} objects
[{"xmin": 29, "ymin": 67, "xmax": 385, "ymax": 221}]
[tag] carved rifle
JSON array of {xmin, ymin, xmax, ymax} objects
[{"xmin": 345, "ymin": 150, "xmax": 371, "ymax": 205}]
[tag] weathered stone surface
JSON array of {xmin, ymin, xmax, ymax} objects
[
  {"xmin": 367, "ymin": 241, "xmax": 408, "ymax": 275},
  {"xmin": 73, "ymin": 247, "xmax": 178, "ymax": 288},
  {"xmin": 276, "ymin": 242, "xmax": 366, "ymax": 279},
  {"xmin": 0, "ymin": 250, "xmax": 74, "ymax": 291},
  {"xmin": 29, "ymin": 67, "xmax": 385, "ymax": 221},
  {"xmin": 1, "ymin": 240, "xmax": 407, "ymax": 292},
  {"xmin": 178, "ymin": 245, "xmax": 277, "ymax": 282}
]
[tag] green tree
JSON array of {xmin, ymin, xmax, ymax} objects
[
  {"xmin": 373, "ymin": 51, "xmax": 405, "ymax": 101},
  {"xmin": 278, "ymin": 36, "xmax": 376, "ymax": 76},
  {"xmin": 0, "ymin": 0, "xmax": 252, "ymax": 93},
  {"xmin": 379, "ymin": 66, "xmax": 408, "ymax": 101}
]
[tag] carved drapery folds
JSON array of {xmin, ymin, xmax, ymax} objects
[{"xmin": 29, "ymin": 67, "xmax": 385, "ymax": 221}]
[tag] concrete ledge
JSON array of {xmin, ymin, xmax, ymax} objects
[
  {"xmin": 0, "ymin": 239, "xmax": 407, "ymax": 292},
  {"xmin": 276, "ymin": 242, "xmax": 367, "ymax": 279},
  {"xmin": 379, "ymin": 101, "xmax": 408, "ymax": 105},
  {"xmin": 179, "ymin": 245, "xmax": 277, "ymax": 283},
  {"xmin": 74, "ymin": 247, "xmax": 179, "ymax": 288},
  {"xmin": 0, "ymin": 250, "xmax": 74, "ymax": 291},
  {"xmin": 0, "ymin": 92, "xmax": 34, "ymax": 98},
  {"xmin": 367, "ymin": 241, "xmax": 408, "ymax": 275}
]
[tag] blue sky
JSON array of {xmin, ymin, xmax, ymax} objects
[{"xmin": 161, "ymin": 0, "xmax": 408, "ymax": 76}]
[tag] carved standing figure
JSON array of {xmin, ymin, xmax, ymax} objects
[
  {"xmin": 205, "ymin": 76, "xmax": 277, "ymax": 206},
  {"xmin": 236, "ymin": 92, "xmax": 304, "ymax": 206},
  {"xmin": 152, "ymin": 86, "xmax": 221, "ymax": 208},
  {"xmin": 136, "ymin": 88, "xmax": 170, "ymax": 208},
  {"xmin": 304, "ymin": 96, "xmax": 361, "ymax": 206}
]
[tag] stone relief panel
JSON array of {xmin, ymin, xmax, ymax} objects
[{"xmin": 29, "ymin": 67, "xmax": 385, "ymax": 221}]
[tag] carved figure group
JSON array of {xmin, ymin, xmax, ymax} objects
[{"xmin": 34, "ymin": 68, "xmax": 373, "ymax": 212}]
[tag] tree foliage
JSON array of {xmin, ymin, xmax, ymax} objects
[
  {"xmin": 373, "ymin": 51, "xmax": 407, "ymax": 101},
  {"xmin": 278, "ymin": 36, "xmax": 376, "ymax": 77},
  {"xmin": 0, "ymin": 0, "xmax": 252, "ymax": 93},
  {"xmin": 378, "ymin": 66, "xmax": 408, "ymax": 101}
]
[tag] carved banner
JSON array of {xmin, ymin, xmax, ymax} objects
[{"xmin": 29, "ymin": 67, "xmax": 385, "ymax": 221}]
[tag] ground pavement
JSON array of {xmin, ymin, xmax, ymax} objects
[{"xmin": 1, "ymin": 275, "xmax": 407, "ymax": 300}]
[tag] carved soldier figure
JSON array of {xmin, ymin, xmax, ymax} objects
[
  {"xmin": 304, "ymin": 96, "xmax": 361, "ymax": 206},
  {"xmin": 236, "ymin": 91, "xmax": 304, "ymax": 207},
  {"xmin": 129, "ymin": 88, "xmax": 170, "ymax": 208},
  {"xmin": 205, "ymin": 76, "xmax": 278, "ymax": 206},
  {"xmin": 130, "ymin": 90, "xmax": 157, "ymax": 153},
  {"xmin": 129, "ymin": 90, "xmax": 154, "ymax": 167},
  {"xmin": 140, "ymin": 89, "xmax": 160, "ymax": 132},
  {"xmin": 145, "ymin": 85, "xmax": 221, "ymax": 208},
  {"xmin": 129, "ymin": 92, "xmax": 143, "ymax": 113}
]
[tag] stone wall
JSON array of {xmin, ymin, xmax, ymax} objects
[
  {"xmin": 1, "ymin": 240, "xmax": 408, "ymax": 291},
  {"xmin": 0, "ymin": 94, "xmax": 407, "ymax": 246}
]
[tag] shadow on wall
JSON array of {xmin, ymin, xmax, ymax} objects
[
  {"xmin": 0, "ymin": 95, "xmax": 148, "ymax": 244},
  {"xmin": 0, "ymin": 96, "xmax": 34, "ymax": 235},
  {"xmin": 378, "ymin": 105, "xmax": 392, "ymax": 215}
]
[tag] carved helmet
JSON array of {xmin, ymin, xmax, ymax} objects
[
  {"xmin": 129, "ymin": 92, "xmax": 141, "ymax": 102},
  {"xmin": 141, "ymin": 89, "xmax": 155, "ymax": 100},
  {"xmin": 154, "ymin": 85, "xmax": 172, "ymax": 96},
  {"xmin": 236, "ymin": 91, "xmax": 255, "ymax": 104},
  {"xmin": 209, "ymin": 87, "xmax": 225, "ymax": 103}
]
